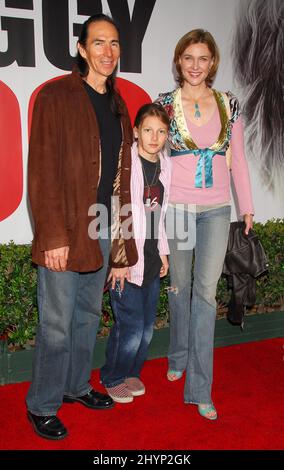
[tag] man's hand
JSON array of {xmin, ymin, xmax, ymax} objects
[
  {"xmin": 160, "ymin": 255, "xmax": 169, "ymax": 278},
  {"xmin": 108, "ymin": 267, "xmax": 130, "ymax": 290},
  {"xmin": 44, "ymin": 246, "xmax": 70, "ymax": 272}
]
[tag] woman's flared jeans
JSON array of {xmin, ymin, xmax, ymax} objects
[{"xmin": 167, "ymin": 205, "xmax": 231, "ymax": 404}]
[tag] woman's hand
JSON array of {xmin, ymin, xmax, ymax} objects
[
  {"xmin": 108, "ymin": 267, "xmax": 130, "ymax": 290},
  {"xmin": 243, "ymin": 214, "xmax": 254, "ymax": 235},
  {"xmin": 160, "ymin": 255, "xmax": 169, "ymax": 278}
]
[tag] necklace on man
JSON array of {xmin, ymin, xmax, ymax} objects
[{"xmin": 140, "ymin": 157, "xmax": 160, "ymax": 208}]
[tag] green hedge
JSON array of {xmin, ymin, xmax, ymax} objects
[{"xmin": 0, "ymin": 219, "xmax": 283, "ymax": 347}]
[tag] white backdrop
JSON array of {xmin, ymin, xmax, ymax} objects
[{"xmin": 0, "ymin": 0, "xmax": 283, "ymax": 244}]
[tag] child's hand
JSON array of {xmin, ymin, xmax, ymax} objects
[
  {"xmin": 160, "ymin": 255, "xmax": 169, "ymax": 278},
  {"xmin": 108, "ymin": 267, "xmax": 130, "ymax": 290}
]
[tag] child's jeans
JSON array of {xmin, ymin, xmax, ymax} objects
[{"xmin": 100, "ymin": 276, "xmax": 160, "ymax": 387}]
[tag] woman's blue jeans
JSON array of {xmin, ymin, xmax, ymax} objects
[
  {"xmin": 26, "ymin": 237, "xmax": 110, "ymax": 416},
  {"xmin": 100, "ymin": 276, "xmax": 160, "ymax": 388},
  {"xmin": 167, "ymin": 205, "xmax": 231, "ymax": 404}
]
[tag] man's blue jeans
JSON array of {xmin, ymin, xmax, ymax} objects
[
  {"xmin": 26, "ymin": 237, "xmax": 110, "ymax": 416},
  {"xmin": 167, "ymin": 205, "xmax": 231, "ymax": 404},
  {"xmin": 100, "ymin": 276, "xmax": 160, "ymax": 388}
]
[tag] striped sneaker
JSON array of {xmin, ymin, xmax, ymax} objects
[
  {"xmin": 105, "ymin": 383, "xmax": 134, "ymax": 403},
  {"xmin": 124, "ymin": 377, "xmax": 145, "ymax": 396}
]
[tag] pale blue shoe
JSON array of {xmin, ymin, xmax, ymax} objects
[
  {"xmin": 198, "ymin": 404, "xmax": 218, "ymax": 421},
  {"xmin": 167, "ymin": 369, "xmax": 183, "ymax": 381}
]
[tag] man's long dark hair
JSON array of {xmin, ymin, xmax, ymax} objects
[
  {"xmin": 76, "ymin": 14, "xmax": 121, "ymax": 115},
  {"xmin": 232, "ymin": 0, "xmax": 284, "ymax": 197}
]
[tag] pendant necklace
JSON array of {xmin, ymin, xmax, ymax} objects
[
  {"xmin": 140, "ymin": 157, "xmax": 160, "ymax": 208},
  {"xmin": 194, "ymin": 102, "xmax": 201, "ymax": 119},
  {"xmin": 193, "ymin": 88, "xmax": 209, "ymax": 119}
]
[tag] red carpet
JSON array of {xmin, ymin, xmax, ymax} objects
[{"xmin": 0, "ymin": 338, "xmax": 283, "ymax": 450}]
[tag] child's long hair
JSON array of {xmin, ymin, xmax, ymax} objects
[
  {"xmin": 134, "ymin": 103, "xmax": 170, "ymax": 130},
  {"xmin": 232, "ymin": 0, "xmax": 284, "ymax": 196}
]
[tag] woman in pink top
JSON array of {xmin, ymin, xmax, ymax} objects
[{"xmin": 157, "ymin": 29, "xmax": 254, "ymax": 420}]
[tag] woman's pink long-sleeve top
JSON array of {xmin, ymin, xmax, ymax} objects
[{"xmin": 169, "ymin": 108, "xmax": 254, "ymax": 216}]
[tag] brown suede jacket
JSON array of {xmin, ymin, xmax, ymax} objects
[{"xmin": 28, "ymin": 70, "xmax": 138, "ymax": 272}]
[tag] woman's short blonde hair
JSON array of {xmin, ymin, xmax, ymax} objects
[{"xmin": 174, "ymin": 29, "xmax": 220, "ymax": 87}]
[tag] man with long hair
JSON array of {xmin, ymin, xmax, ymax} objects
[{"xmin": 26, "ymin": 14, "xmax": 137, "ymax": 440}]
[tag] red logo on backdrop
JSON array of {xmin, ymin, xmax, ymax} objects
[
  {"xmin": 116, "ymin": 77, "xmax": 152, "ymax": 126},
  {"xmin": 0, "ymin": 81, "xmax": 23, "ymax": 222},
  {"xmin": 28, "ymin": 75, "xmax": 152, "ymax": 133}
]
